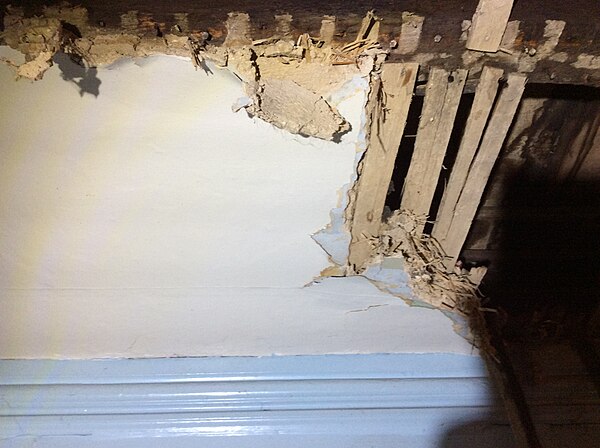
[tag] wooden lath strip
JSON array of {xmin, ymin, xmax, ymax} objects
[
  {"xmin": 400, "ymin": 67, "xmax": 468, "ymax": 233},
  {"xmin": 466, "ymin": 0, "xmax": 515, "ymax": 53},
  {"xmin": 443, "ymin": 73, "xmax": 527, "ymax": 269},
  {"xmin": 433, "ymin": 66, "xmax": 503, "ymax": 243},
  {"xmin": 348, "ymin": 62, "xmax": 418, "ymax": 271}
]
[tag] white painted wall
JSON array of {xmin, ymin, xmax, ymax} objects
[{"xmin": 0, "ymin": 48, "xmax": 474, "ymax": 359}]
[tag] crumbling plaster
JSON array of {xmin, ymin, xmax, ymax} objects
[
  {"xmin": 0, "ymin": 44, "xmax": 477, "ymax": 359},
  {"xmin": 0, "ymin": 4, "xmax": 509, "ymax": 359}
]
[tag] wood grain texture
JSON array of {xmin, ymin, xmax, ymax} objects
[
  {"xmin": 348, "ymin": 63, "xmax": 418, "ymax": 271},
  {"xmin": 466, "ymin": 0, "xmax": 515, "ymax": 53},
  {"xmin": 443, "ymin": 73, "xmax": 527, "ymax": 268},
  {"xmin": 400, "ymin": 68, "xmax": 467, "ymax": 233},
  {"xmin": 433, "ymin": 66, "xmax": 503, "ymax": 243}
]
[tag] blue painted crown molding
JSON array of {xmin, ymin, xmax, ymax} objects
[{"xmin": 0, "ymin": 354, "xmax": 514, "ymax": 447}]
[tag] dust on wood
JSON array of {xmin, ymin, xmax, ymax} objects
[
  {"xmin": 348, "ymin": 62, "xmax": 418, "ymax": 271},
  {"xmin": 400, "ymin": 68, "xmax": 468, "ymax": 233},
  {"xmin": 443, "ymin": 73, "xmax": 527, "ymax": 268},
  {"xmin": 467, "ymin": 0, "xmax": 515, "ymax": 53},
  {"xmin": 433, "ymin": 66, "xmax": 503, "ymax": 244},
  {"xmin": 396, "ymin": 12, "xmax": 424, "ymax": 55}
]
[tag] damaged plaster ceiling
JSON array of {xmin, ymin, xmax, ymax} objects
[{"xmin": 0, "ymin": 4, "xmax": 382, "ymax": 141}]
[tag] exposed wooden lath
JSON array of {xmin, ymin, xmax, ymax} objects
[
  {"xmin": 400, "ymin": 68, "xmax": 468, "ymax": 233},
  {"xmin": 348, "ymin": 63, "xmax": 418, "ymax": 271},
  {"xmin": 350, "ymin": 63, "xmax": 526, "ymax": 273},
  {"xmin": 466, "ymin": 0, "xmax": 515, "ymax": 53},
  {"xmin": 432, "ymin": 67, "xmax": 504, "ymax": 249},
  {"xmin": 437, "ymin": 73, "xmax": 527, "ymax": 269}
]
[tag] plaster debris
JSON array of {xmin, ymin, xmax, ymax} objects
[
  {"xmin": 86, "ymin": 34, "xmax": 139, "ymax": 65},
  {"xmin": 358, "ymin": 211, "xmax": 493, "ymax": 353},
  {"xmin": 253, "ymin": 57, "xmax": 358, "ymax": 97},
  {"xmin": 549, "ymin": 52, "xmax": 569, "ymax": 63},
  {"xmin": 43, "ymin": 3, "xmax": 89, "ymax": 31},
  {"xmin": 0, "ymin": 12, "xmax": 61, "ymax": 79},
  {"xmin": 397, "ymin": 12, "xmax": 424, "ymax": 54},
  {"xmin": 538, "ymin": 20, "xmax": 565, "ymax": 58},
  {"xmin": 2, "ymin": 15, "xmax": 61, "ymax": 59},
  {"xmin": 242, "ymin": 78, "xmax": 351, "ymax": 141},
  {"xmin": 518, "ymin": 20, "xmax": 565, "ymax": 72},
  {"xmin": 572, "ymin": 53, "xmax": 600, "ymax": 70},
  {"xmin": 14, "ymin": 51, "xmax": 55, "ymax": 80},
  {"xmin": 365, "ymin": 211, "xmax": 485, "ymax": 314}
]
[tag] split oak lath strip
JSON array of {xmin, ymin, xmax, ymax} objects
[
  {"xmin": 441, "ymin": 73, "xmax": 527, "ymax": 269},
  {"xmin": 400, "ymin": 67, "xmax": 468, "ymax": 233},
  {"xmin": 433, "ymin": 66, "xmax": 503, "ymax": 244},
  {"xmin": 467, "ymin": 0, "xmax": 515, "ymax": 53},
  {"xmin": 348, "ymin": 63, "xmax": 418, "ymax": 271}
]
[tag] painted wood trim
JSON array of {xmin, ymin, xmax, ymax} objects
[
  {"xmin": 433, "ymin": 66, "xmax": 503, "ymax": 244},
  {"xmin": 0, "ymin": 354, "xmax": 514, "ymax": 447},
  {"xmin": 466, "ymin": 0, "xmax": 515, "ymax": 53},
  {"xmin": 443, "ymin": 74, "xmax": 527, "ymax": 268},
  {"xmin": 400, "ymin": 68, "xmax": 468, "ymax": 233},
  {"xmin": 349, "ymin": 63, "xmax": 418, "ymax": 270}
]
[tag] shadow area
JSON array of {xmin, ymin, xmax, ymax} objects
[
  {"xmin": 486, "ymin": 177, "xmax": 600, "ymax": 338},
  {"xmin": 441, "ymin": 419, "xmax": 516, "ymax": 448},
  {"xmin": 472, "ymin": 175, "xmax": 600, "ymax": 448},
  {"xmin": 53, "ymin": 51, "xmax": 101, "ymax": 97}
]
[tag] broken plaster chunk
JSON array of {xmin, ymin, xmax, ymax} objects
[
  {"xmin": 538, "ymin": 20, "xmax": 565, "ymax": 58},
  {"xmin": 245, "ymin": 78, "xmax": 351, "ymax": 141},
  {"xmin": 136, "ymin": 36, "xmax": 169, "ymax": 56},
  {"xmin": 572, "ymin": 53, "xmax": 600, "ymax": 70},
  {"xmin": 15, "ymin": 51, "xmax": 54, "ymax": 80},
  {"xmin": 43, "ymin": 4, "xmax": 89, "ymax": 32},
  {"xmin": 550, "ymin": 51, "xmax": 569, "ymax": 63},
  {"xmin": 2, "ymin": 16, "xmax": 62, "ymax": 61},
  {"xmin": 87, "ymin": 34, "xmax": 140, "ymax": 65}
]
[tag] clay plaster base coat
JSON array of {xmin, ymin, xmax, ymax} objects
[{"xmin": 0, "ymin": 48, "xmax": 473, "ymax": 359}]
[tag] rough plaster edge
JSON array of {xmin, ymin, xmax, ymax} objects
[{"xmin": 0, "ymin": 5, "xmax": 479, "ymax": 340}]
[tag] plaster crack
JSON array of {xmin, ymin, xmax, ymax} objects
[{"xmin": 346, "ymin": 303, "xmax": 388, "ymax": 314}]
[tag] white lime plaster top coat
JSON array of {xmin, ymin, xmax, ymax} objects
[{"xmin": 0, "ymin": 47, "xmax": 474, "ymax": 359}]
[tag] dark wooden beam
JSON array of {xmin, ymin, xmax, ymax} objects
[{"xmin": 1, "ymin": 0, "xmax": 599, "ymax": 86}]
